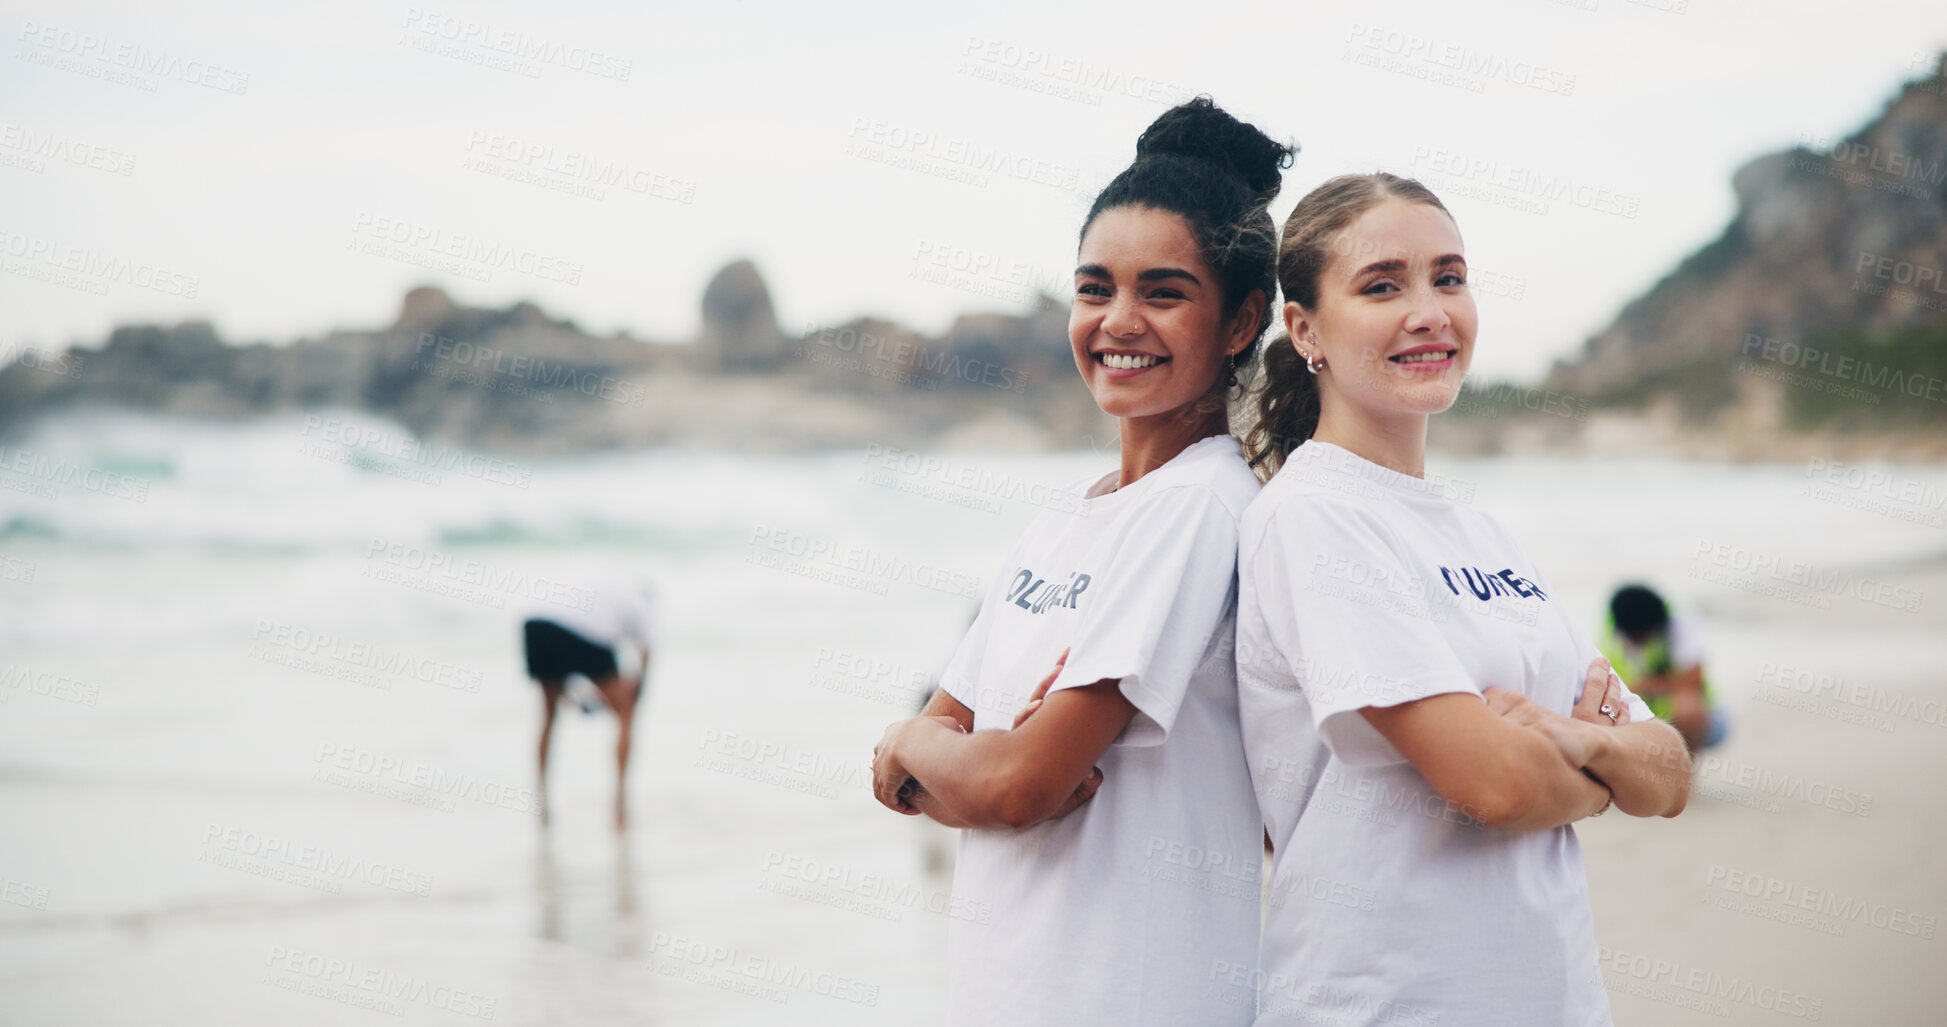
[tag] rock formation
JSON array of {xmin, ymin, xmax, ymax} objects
[
  {"xmin": 1536, "ymin": 53, "xmax": 1947, "ymax": 457},
  {"xmin": 696, "ymin": 259, "xmax": 786, "ymax": 373},
  {"xmin": 0, "ymin": 263, "xmax": 1100, "ymax": 454}
]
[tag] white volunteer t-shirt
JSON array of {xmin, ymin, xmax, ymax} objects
[
  {"xmin": 527, "ymin": 583, "xmax": 660, "ymax": 657},
  {"xmin": 1236, "ymin": 441, "xmax": 1653, "ymax": 1027},
  {"xmin": 938, "ymin": 434, "xmax": 1263, "ymax": 1027}
]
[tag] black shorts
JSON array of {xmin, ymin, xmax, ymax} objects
[{"xmin": 523, "ymin": 619, "xmax": 618, "ymax": 685}]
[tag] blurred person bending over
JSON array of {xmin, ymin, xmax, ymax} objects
[{"xmin": 523, "ymin": 583, "xmax": 659, "ymax": 828}]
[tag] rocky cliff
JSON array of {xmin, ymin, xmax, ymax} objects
[
  {"xmin": 0, "ymin": 272, "xmax": 1105, "ymax": 455},
  {"xmin": 1525, "ymin": 54, "xmax": 1947, "ymax": 459},
  {"xmin": 9, "ymin": 58, "xmax": 1945, "ymax": 460}
]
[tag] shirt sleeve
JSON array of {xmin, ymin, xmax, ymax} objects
[
  {"xmin": 1265, "ymin": 498, "xmax": 1478, "ymax": 767},
  {"xmin": 937, "ymin": 574, "xmax": 1005, "ymax": 709},
  {"xmin": 937, "ymin": 514, "xmax": 1080, "ymax": 714},
  {"xmin": 1045, "ymin": 484, "xmax": 1239, "ymax": 747}
]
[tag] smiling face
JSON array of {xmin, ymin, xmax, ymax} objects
[
  {"xmin": 1287, "ymin": 197, "xmax": 1477, "ymax": 420},
  {"xmin": 1069, "ymin": 206, "xmax": 1255, "ymax": 420}
]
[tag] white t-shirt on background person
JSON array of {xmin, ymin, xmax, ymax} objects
[
  {"xmin": 528, "ymin": 583, "xmax": 660, "ymax": 664},
  {"xmin": 937, "ymin": 434, "xmax": 1263, "ymax": 1027},
  {"xmin": 1618, "ymin": 610, "xmax": 1707, "ymax": 671},
  {"xmin": 1236, "ymin": 440, "xmax": 1654, "ymax": 1027}
]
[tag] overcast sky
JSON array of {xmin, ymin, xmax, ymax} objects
[{"xmin": 4, "ymin": 0, "xmax": 1943, "ymax": 382}]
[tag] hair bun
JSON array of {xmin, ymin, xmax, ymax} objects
[{"xmin": 1134, "ymin": 96, "xmax": 1295, "ymax": 202}]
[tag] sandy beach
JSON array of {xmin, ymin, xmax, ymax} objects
[
  {"xmin": 1, "ymin": 420, "xmax": 1943, "ymax": 1025},
  {"xmin": 1581, "ymin": 554, "xmax": 1947, "ymax": 1026}
]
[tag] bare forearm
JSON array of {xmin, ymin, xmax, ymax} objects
[
  {"xmin": 897, "ymin": 721, "xmax": 1047, "ymax": 829},
  {"xmin": 877, "ymin": 678, "xmax": 1125, "ymax": 829},
  {"xmin": 905, "ymin": 782, "xmax": 980, "ymax": 829},
  {"xmin": 1364, "ymin": 695, "xmax": 1610, "ymax": 831},
  {"xmin": 880, "ymin": 693, "xmax": 986, "ymax": 827},
  {"xmin": 1482, "ymin": 730, "xmax": 1613, "ymax": 830},
  {"xmin": 1583, "ymin": 721, "xmax": 1690, "ymax": 817}
]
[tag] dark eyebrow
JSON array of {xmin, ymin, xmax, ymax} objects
[
  {"xmin": 1353, "ymin": 255, "xmax": 1466, "ymax": 276},
  {"xmin": 1073, "ymin": 264, "xmax": 1202, "ymax": 286}
]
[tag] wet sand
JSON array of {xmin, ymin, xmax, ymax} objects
[{"xmin": 1, "ymin": 444, "xmax": 1943, "ymax": 1025}]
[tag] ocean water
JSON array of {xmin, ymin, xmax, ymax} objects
[{"xmin": 1, "ymin": 411, "xmax": 1943, "ymax": 1025}]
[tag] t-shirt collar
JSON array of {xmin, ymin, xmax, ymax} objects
[
  {"xmin": 1290, "ymin": 439, "xmax": 1455, "ymax": 504},
  {"xmin": 1083, "ymin": 434, "xmax": 1237, "ymax": 505}
]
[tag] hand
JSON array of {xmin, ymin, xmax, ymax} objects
[
  {"xmin": 1012, "ymin": 648, "xmax": 1070, "ymax": 729},
  {"xmin": 898, "ymin": 779, "xmax": 954, "ymax": 823},
  {"xmin": 1568, "ymin": 657, "xmax": 1631, "ymax": 728},
  {"xmin": 1041, "ymin": 766, "xmax": 1105, "ymax": 822},
  {"xmin": 1484, "ymin": 686, "xmax": 1602, "ymax": 768},
  {"xmin": 872, "ymin": 715, "xmax": 964, "ymax": 814}
]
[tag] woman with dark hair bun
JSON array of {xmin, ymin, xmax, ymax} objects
[
  {"xmin": 871, "ymin": 96, "xmax": 1291, "ymax": 1026},
  {"xmin": 1235, "ymin": 174, "xmax": 1691, "ymax": 1025}
]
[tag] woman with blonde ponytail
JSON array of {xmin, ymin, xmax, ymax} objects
[{"xmin": 1235, "ymin": 174, "xmax": 1691, "ymax": 1025}]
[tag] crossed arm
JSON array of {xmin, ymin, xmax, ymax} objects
[
  {"xmin": 1362, "ymin": 657, "xmax": 1690, "ymax": 830},
  {"xmin": 874, "ymin": 653, "xmax": 1690, "ymax": 833},
  {"xmin": 872, "ymin": 651, "xmax": 1134, "ymax": 830},
  {"xmin": 1489, "ymin": 674, "xmax": 1693, "ymax": 819}
]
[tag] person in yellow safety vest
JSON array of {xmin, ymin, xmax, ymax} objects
[{"xmin": 1598, "ymin": 583, "xmax": 1727, "ymax": 752}]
